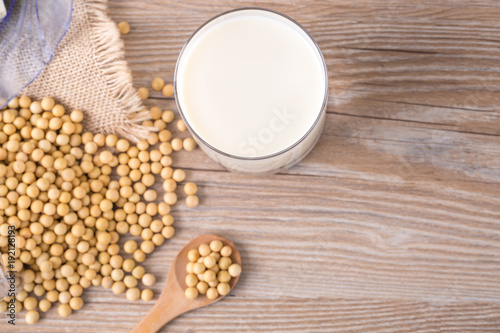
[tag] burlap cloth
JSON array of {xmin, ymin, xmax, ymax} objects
[{"xmin": 21, "ymin": 0, "xmax": 149, "ymax": 141}]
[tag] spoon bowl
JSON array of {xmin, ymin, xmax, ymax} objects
[
  {"xmin": 131, "ymin": 234, "xmax": 242, "ymax": 333},
  {"xmin": 174, "ymin": 234, "xmax": 241, "ymax": 299}
]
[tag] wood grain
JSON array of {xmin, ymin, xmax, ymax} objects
[{"xmin": 5, "ymin": 0, "xmax": 500, "ymax": 331}]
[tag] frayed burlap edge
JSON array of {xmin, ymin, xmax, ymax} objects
[{"xmin": 85, "ymin": 0, "xmax": 151, "ymax": 142}]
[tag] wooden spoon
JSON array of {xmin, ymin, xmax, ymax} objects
[{"xmin": 131, "ymin": 234, "xmax": 242, "ymax": 333}]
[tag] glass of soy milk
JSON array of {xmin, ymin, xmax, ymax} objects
[{"xmin": 175, "ymin": 8, "xmax": 328, "ymax": 174}]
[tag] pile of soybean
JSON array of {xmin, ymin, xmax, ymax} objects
[
  {"xmin": 185, "ymin": 240, "xmax": 242, "ymax": 300},
  {"xmin": 0, "ymin": 93, "xmax": 199, "ymax": 324}
]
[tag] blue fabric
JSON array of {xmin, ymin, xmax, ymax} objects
[{"xmin": 0, "ymin": 0, "xmax": 73, "ymax": 107}]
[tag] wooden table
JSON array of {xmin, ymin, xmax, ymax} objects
[{"xmin": 13, "ymin": 0, "xmax": 500, "ymax": 331}]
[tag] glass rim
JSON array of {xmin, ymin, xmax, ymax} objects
[{"xmin": 174, "ymin": 7, "xmax": 329, "ymax": 161}]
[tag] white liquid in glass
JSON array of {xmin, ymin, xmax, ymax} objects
[{"xmin": 176, "ymin": 9, "xmax": 327, "ymax": 162}]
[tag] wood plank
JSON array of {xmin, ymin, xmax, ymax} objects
[
  {"xmin": 12, "ymin": 298, "xmax": 500, "ymax": 332},
  {"xmin": 160, "ymin": 101, "xmax": 500, "ymax": 188}
]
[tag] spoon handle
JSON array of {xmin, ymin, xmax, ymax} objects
[{"xmin": 130, "ymin": 278, "xmax": 187, "ymax": 333}]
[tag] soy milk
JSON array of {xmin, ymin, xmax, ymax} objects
[{"xmin": 175, "ymin": 9, "xmax": 327, "ymax": 172}]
